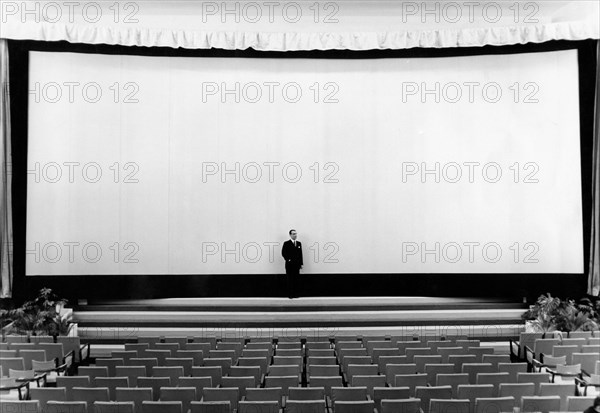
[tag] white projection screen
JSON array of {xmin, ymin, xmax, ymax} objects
[{"xmin": 26, "ymin": 49, "xmax": 584, "ymax": 275}]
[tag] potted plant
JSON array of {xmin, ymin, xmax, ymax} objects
[
  {"xmin": 522, "ymin": 293, "xmax": 600, "ymax": 334},
  {"xmin": 4, "ymin": 288, "xmax": 70, "ymax": 338}
]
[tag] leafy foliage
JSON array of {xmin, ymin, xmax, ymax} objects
[
  {"xmin": 1, "ymin": 288, "xmax": 70, "ymax": 336},
  {"xmin": 522, "ymin": 293, "xmax": 600, "ymax": 333}
]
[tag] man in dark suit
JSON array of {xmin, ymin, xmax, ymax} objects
[{"xmin": 281, "ymin": 229, "xmax": 303, "ymax": 298}]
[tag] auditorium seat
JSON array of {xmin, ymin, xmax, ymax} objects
[
  {"xmin": 462, "ymin": 363, "xmax": 496, "ymax": 383},
  {"xmin": 573, "ymin": 353, "xmax": 600, "ymax": 374},
  {"xmin": 415, "ymin": 355, "xmax": 442, "ymax": 373},
  {"xmin": 308, "ymin": 376, "xmax": 343, "ymax": 399},
  {"xmin": 163, "ymin": 337, "xmax": 188, "ymax": 351},
  {"xmin": 217, "ymin": 343, "xmax": 242, "ymax": 361},
  {"xmin": 164, "ymin": 358, "xmax": 193, "ymax": 376},
  {"xmin": 188, "ymin": 344, "xmax": 212, "ymax": 357},
  {"xmin": 394, "ymin": 374, "xmax": 427, "ymax": 397},
  {"xmin": 385, "ymin": 364, "xmax": 416, "ymax": 385},
  {"xmin": 191, "ymin": 366, "xmax": 222, "ymax": 387},
  {"xmin": 341, "ymin": 356, "xmax": 371, "ymax": 374},
  {"xmin": 29, "ymin": 387, "xmax": 67, "ymax": 413},
  {"xmin": 474, "ymin": 396, "xmax": 515, "ymax": 413},
  {"xmin": 476, "ymin": 372, "xmax": 510, "ymax": 396},
  {"xmin": 406, "ymin": 348, "xmax": 433, "ymax": 363},
  {"xmin": 352, "ymin": 376, "xmax": 384, "ymax": 397},
  {"xmin": 72, "ymin": 387, "xmax": 110, "ymax": 411},
  {"xmin": 499, "ymin": 383, "xmax": 535, "ymax": 407},
  {"xmin": 425, "ymin": 363, "xmax": 455, "ymax": 384},
  {"xmin": 78, "ymin": 366, "xmax": 108, "ymax": 381},
  {"xmin": 482, "ymin": 354, "xmax": 511, "ymax": 367},
  {"xmin": 306, "ymin": 349, "xmax": 335, "ymax": 358},
  {"xmin": 567, "ymin": 396, "xmax": 596, "ymax": 411},
  {"xmin": 264, "ymin": 376, "xmax": 298, "ymax": 395},
  {"xmin": 115, "ymin": 387, "xmax": 154, "ymax": 413},
  {"xmin": 94, "ymin": 401, "xmax": 135, "ymax": 413},
  {"xmin": 526, "ymin": 339, "xmax": 560, "ymax": 365},
  {"xmin": 144, "ymin": 350, "xmax": 170, "ymax": 365},
  {"xmin": 92, "ymin": 377, "xmax": 128, "ymax": 400},
  {"xmin": 189, "ymin": 400, "xmax": 230, "ymax": 413},
  {"xmin": 244, "ymin": 387, "xmax": 283, "ymax": 409},
  {"xmin": 137, "ymin": 377, "xmax": 171, "ymax": 401},
  {"xmin": 381, "ymin": 398, "xmax": 421, "ymax": 413},
  {"xmin": 46, "ymin": 401, "xmax": 87, "ymax": 413},
  {"xmin": 456, "ymin": 384, "xmax": 494, "ymax": 405},
  {"xmin": 436, "ymin": 373, "xmax": 470, "ymax": 398},
  {"xmin": 438, "ymin": 347, "xmax": 467, "ymax": 363},
  {"xmin": 126, "ymin": 359, "xmax": 158, "ymax": 376},
  {"xmin": 551, "ymin": 346, "xmax": 579, "ymax": 365},
  {"xmin": 115, "ymin": 366, "xmax": 145, "ymax": 387},
  {"xmin": 346, "ymin": 364, "xmax": 378, "ymax": 382},
  {"xmin": 285, "ymin": 400, "xmax": 326, "ymax": 413},
  {"xmin": 334, "ymin": 400, "xmax": 374, "ymax": 413},
  {"xmin": 0, "ymin": 357, "xmax": 25, "ymax": 373},
  {"xmin": 430, "ymin": 399, "xmax": 470, "ymax": 413},
  {"xmin": 221, "ymin": 376, "xmax": 258, "ymax": 397},
  {"xmin": 191, "ymin": 337, "xmax": 217, "ymax": 349},
  {"xmin": 415, "ymin": 386, "xmax": 452, "ymax": 413},
  {"xmin": 202, "ymin": 387, "xmax": 240, "ymax": 412},
  {"xmin": 449, "ymin": 355, "xmax": 477, "ymax": 372},
  {"xmin": 111, "ymin": 351, "xmax": 137, "ymax": 364},
  {"xmin": 237, "ymin": 400, "xmax": 279, "ymax": 413},
  {"xmin": 137, "ymin": 337, "xmax": 161, "ymax": 349},
  {"xmin": 56, "ymin": 376, "xmax": 91, "ymax": 401},
  {"xmin": 538, "ymin": 383, "xmax": 575, "ymax": 411},
  {"xmin": 498, "ymin": 362, "xmax": 527, "ymax": 382},
  {"xmin": 155, "ymin": 343, "xmax": 180, "ymax": 358},
  {"xmin": 159, "ymin": 387, "xmax": 196, "ymax": 412},
  {"xmin": 174, "ymin": 350, "xmax": 203, "ymax": 367},
  {"xmin": 372, "ymin": 387, "xmax": 410, "ymax": 412},
  {"xmin": 19, "ymin": 350, "xmax": 46, "ymax": 370},
  {"xmin": 307, "ymin": 365, "xmax": 338, "ymax": 380},
  {"xmin": 95, "ymin": 359, "xmax": 124, "ymax": 376},
  {"xmin": 238, "ymin": 357, "xmax": 268, "ymax": 376},
  {"xmin": 372, "ymin": 348, "xmax": 400, "ymax": 364},
  {"xmin": 288, "ymin": 386, "xmax": 325, "ymax": 404},
  {"xmin": 521, "ymin": 395, "xmax": 561, "ymax": 413},
  {"xmin": 378, "ymin": 356, "xmax": 407, "ymax": 373},
  {"xmin": 124, "ymin": 344, "xmax": 149, "ymax": 357},
  {"xmin": 517, "ymin": 372, "xmax": 551, "ymax": 393},
  {"xmin": 230, "ymin": 366, "xmax": 262, "ymax": 383},
  {"xmin": 141, "ymin": 400, "xmax": 182, "ymax": 413},
  {"xmin": 268, "ymin": 364, "xmax": 301, "ymax": 378},
  {"xmin": 275, "ymin": 349, "xmax": 302, "ymax": 358},
  {"xmin": 203, "ymin": 358, "xmax": 232, "ymax": 376}
]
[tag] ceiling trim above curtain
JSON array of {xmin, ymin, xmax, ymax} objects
[
  {"xmin": 0, "ymin": 1, "xmax": 598, "ymax": 51},
  {"xmin": 1, "ymin": 21, "xmax": 598, "ymax": 51}
]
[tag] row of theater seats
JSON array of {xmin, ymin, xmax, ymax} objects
[
  {"xmin": 509, "ymin": 331, "xmax": 600, "ymax": 396},
  {"xmin": 0, "ymin": 333, "xmax": 598, "ymax": 413}
]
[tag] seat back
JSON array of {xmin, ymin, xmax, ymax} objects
[
  {"xmin": 56, "ymin": 376, "xmax": 91, "ymax": 401},
  {"xmin": 474, "ymin": 397, "xmax": 515, "ymax": 413},
  {"xmin": 159, "ymin": 387, "xmax": 196, "ymax": 413},
  {"xmin": 381, "ymin": 399, "xmax": 422, "ymax": 413},
  {"xmin": 136, "ymin": 377, "xmax": 171, "ymax": 401},
  {"xmin": 237, "ymin": 401, "xmax": 278, "ymax": 413},
  {"xmin": 521, "ymin": 396, "xmax": 561, "ymax": 413},
  {"xmin": 429, "ymin": 399, "xmax": 470, "ymax": 413},
  {"xmin": 202, "ymin": 387, "xmax": 239, "ymax": 411},
  {"xmin": 115, "ymin": 387, "xmax": 154, "ymax": 413},
  {"xmin": 334, "ymin": 400, "xmax": 375, "ymax": 413},
  {"xmin": 415, "ymin": 386, "xmax": 453, "ymax": 413},
  {"xmin": 94, "ymin": 401, "xmax": 135, "ymax": 413},
  {"xmin": 45, "ymin": 401, "xmax": 87, "ymax": 413},
  {"xmin": 141, "ymin": 401, "xmax": 182, "ymax": 413}
]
